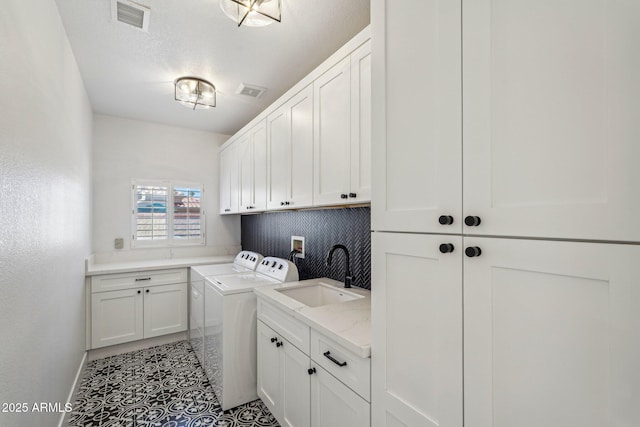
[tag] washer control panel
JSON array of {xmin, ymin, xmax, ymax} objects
[
  {"xmin": 234, "ymin": 251, "xmax": 264, "ymax": 270},
  {"xmin": 256, "ymin": 257, "xmax": 299, "ymax": 282}
]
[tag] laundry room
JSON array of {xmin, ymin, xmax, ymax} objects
[{"xmin": 2, "ymin": 1, "xmax": 640, "ymax": 427}]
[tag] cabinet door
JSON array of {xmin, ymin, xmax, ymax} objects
[
  {"xmin": 266, "ymin": 103, "xmax": 291, "ymax": 210},
  {"xmin": 350, "ymin": 40, "xmax": 372, "ymax": 203},
  {"xmin": 281, "ymin": 339, "xmax": 311, "ymax": 427},
  {"xmin": 463, "ymin": 0, "xmax": 640, "ymax": 241},
  {"xmin": 314, "ymin": 56, "xmax": 352, "ymax": 206},
  {"xmin": 252, "ymin": 119, "xmax": 268, "ymax": 211},
  {"xmin": 143, "ymin": 283, "xmax": 187, "ymax": 338},
  {"xmin": 91, "ymin": 288, "xmax": 143, "ymax": 349},
  {"xmin": 463, "ymin": 237, "xmax": 640, "ymax": 427},
  {"xmin": 371, "ymin": 232, "xmax": 463, "ymax": 427},
  {"xmin": 257, "ymin": 321, "xmax": 283, "ymax": 420},
  {"xmin": 311, "ymin": 364, "xmax": 369, "ymax": 427},
  {"xmin": 371, "ymin": 0, "xmax": 462, "ymax": 233},
  {"xmin": 219, "ymin": 144, "xmax": 239, "ymax": 214},
  {"xmin": 288, "ymin": 85, "xmax": 314, "ymax": 208},
  {"xmin": 237, "ymin": 131, "xmax": 254, "ymax": 212}
]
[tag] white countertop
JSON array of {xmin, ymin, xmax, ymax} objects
[
  {"xmin": 254, "ymin": 278, "xmax": 371, "ymax": 358},
  {"xmin": 86, "ymin": 255, "xmax": 236, "ymax": 276}
]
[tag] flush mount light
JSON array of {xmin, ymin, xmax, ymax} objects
[
  {"xmin": 220, "ymin": 0, "xmax": 281, "ymax": 27},
  {"xmin": 174, "ymin": 77, "xmax": 216, "ymax": 110}
]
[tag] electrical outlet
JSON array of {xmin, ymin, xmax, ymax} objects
[
  {"xmin": 291, "ymin": 236, "xmax": 305, "ymax": 258},
  {"xmin": 114, "ymin": 238, "xmax": 124, "ymax": 250}
]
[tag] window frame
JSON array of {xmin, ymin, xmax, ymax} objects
[{"xmin": 131, "ymin": 179, "xmax": 206, "ymax": 248}]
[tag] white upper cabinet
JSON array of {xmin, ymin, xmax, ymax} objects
[
  {"xmin": 463, "ymin": 0, "xmax": 640, "ymax": 241},
  {"xmin": 313, "ymin": 40, "xmax": 372, "ymax": 206},
  {"xmin": 267, "ymin": 85, "xmax": 314, "ymax": 210},
  {"xmin": 371, "ymin": 0, "xmax": 462, "ymax": 234},
  {"xmin": 219, "ymin": 143, "xmax": 239, "ymax": 215},
  {"xmin": 239, "ymin": 119, "xmax": 267, "ymax": 213}
]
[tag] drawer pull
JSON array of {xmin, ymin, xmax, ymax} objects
[
  {"xmin": 323, "ymin": 351, "xmax": 347, "ymax": 367},
  {"xmin": 307, "ymin": 367, "xmax": 316, "ymax": 375},
  {"xmin": 270, "ymin": 337, "xmax": 278, "ymax": 343},
  {"xmin": 135, "ymin": 277, "xmax": 151, "ymax": 282},
  {"xmin": 276, "ymin": 341, "xmax": 283, "ymax": 348}
]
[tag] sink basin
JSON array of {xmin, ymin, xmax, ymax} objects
[{"xmin": 275, "ymin": 282, "xmax": 364, "ymax": 307}]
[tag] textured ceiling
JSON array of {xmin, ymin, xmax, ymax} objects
[{"xmin": 54, "ymin": 0, "xmax": 370, "ymax": 135}]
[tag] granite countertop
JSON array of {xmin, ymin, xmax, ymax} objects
[
  {"xmin": 254, "ymin": 278, "xmax": 371, "ymax": 358},
  {"xmin": 86, "ymin": 255, "xmax": 236, "ymax": 276}
]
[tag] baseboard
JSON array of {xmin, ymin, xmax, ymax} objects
[
  {"xmin": 87, "ymin": 332, "xmax": 187, "ymax": 361},
  {"xmin": 59, "ymin": 351, "xmax": 87, "ymax": 427}
]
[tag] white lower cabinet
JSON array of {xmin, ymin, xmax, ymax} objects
[
  {"xmin": 257, "ymin": 302, "xmax": 371, "ymax": 427},
  {"xmin": 463, "ymin": 237, "xmax": 640, "ymax": 427},
  {"xmin": 311, "ymin": 362, "xmax": 370, "ymax": 427},
  {"xmin": 90, "ymin": 269, "xmax": 188, "ymax": 349}
]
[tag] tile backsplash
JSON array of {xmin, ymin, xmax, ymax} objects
[{"xmin": 241, "ymin": 207, "xmax": 371, "ymax": 289}]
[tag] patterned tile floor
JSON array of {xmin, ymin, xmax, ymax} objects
[{"xmin": 67, "ymin": 341, "xmax": 279, "ymax": 427}]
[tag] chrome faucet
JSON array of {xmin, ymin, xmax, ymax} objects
[{"xmin": 326, "ymin": 244, "xmax": 354, "ymax": 288}]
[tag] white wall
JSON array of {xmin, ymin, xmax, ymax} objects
[
  {"xmin": 92, "ymin": 114, "xmax": 241, "ymax": 262},
  {"xmin": 0, "ymin": 1, "xmax": 93, "ymax": 426}
]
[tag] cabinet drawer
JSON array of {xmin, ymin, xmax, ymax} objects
[
  {"xmin": 91, "ymin": 268, "xmax": 188, "ymax": 293},
  {"xmin": 310, "ymin": 330, "xmax": 370, "ymax": 401},
  {"xmin": 257, "ymin": 299, "xmax": 310, "ymax": 354}
]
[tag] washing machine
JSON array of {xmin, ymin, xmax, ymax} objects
[
  {"xmin": 203, "ymin": 256, "xmax": 299, "ymax": 410},
  {"xmin": 189, "ymin": 251, "xmax": 263, "ymax": 367}
]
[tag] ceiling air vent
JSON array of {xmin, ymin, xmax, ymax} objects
[
  {"xmin": 112, "ymin": 0, "xmax": 150, "ymax": 31},
  {"xmin": 235, "ymin": 83, "xmax": 267, "ymax": 99}
]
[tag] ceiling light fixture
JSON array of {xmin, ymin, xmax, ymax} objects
[
  {"xmin": 174, "ymin": 77, "xmax": 216, "ymax": 110},
  {"xmin": 220, "ymin": 0, "xmax": 281, "ymax": 27}
]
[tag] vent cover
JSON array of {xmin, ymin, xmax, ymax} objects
[
  {"xmin": 112, "ymin": 0, "xmax": 150, "ymax": 31},
  {"xmin": 235, "ymin": 83, "xmax": 267, "ymax": 99}
]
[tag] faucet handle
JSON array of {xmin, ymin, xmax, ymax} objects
[{"xmin": 344, "ymin": 275, "xmax": 355, "ymax": 288}]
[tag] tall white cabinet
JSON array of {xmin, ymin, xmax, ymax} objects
[{"xmin": 371, "ymin": 1, "xmax": 640, "ymax": 426}]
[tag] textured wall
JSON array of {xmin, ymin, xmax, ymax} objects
[
  {"xmin": 241, "ymin": 207, "xmax": 371, "ymax": 289},
  {"xmin": 92, "ymin": 114, "xmax": 240, "ymax": 263},
  {"xmin": 0, "ymin": 0, "xmax": 93, "ymax": 425}
]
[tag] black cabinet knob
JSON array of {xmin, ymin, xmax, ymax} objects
[
  {"xmin": 270, "ymin": 337, "xmax": 277, "ymax": 343},
  {"xmin": 280, "ymin": 202, "xmax": 285, "ymax": 206},
  {"xmin": 349, "ymin": 193, "xmax": 357, "ymax": 198},
  {"xmin": 145, "ymin": 289, "xmax": 149, "ymax": 293},
  {"xmin": 137, "ymin": 290, "xmax": 141, "ymax": 294},
  {"xmin": 307, "ymin": 367, "xmax": 316, "ymax": 375},
  {"xmin": 340, "ymin": 194, "xmax": 348, "ymax": 199},
  {"xmin": 439, "ymin": 243, "xmax": 455, "ymax": 254},
  {"xmin": 464, "ymin": 216, "xmax": 482, "ymax": 226},
  {"xmin": 276, "ymin": 341, "xmax": 283, "ymax": 348},
  {"xmin": 439, "ymin": 215, "xmax": 454, "ymax": 225},
  {"xmin": 465, "ymin": 247, "xmax": 482, "ymax": 257},
  {"xmin": 284, "ymin": 201, "xmax": 290, "ymax": 206}
]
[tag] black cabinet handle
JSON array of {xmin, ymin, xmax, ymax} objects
[
  {"xmin": 276, "ymin": 341, "xmax": 283, "ymax": 348},
  {"xmin": 137, "ymin": 290, "xmax": 141, "ymax": 294},
  {"xmin": 280, "ymin": 202, "xmax": 285, "ymax": 206},
  {"xmin": 439, "ymin": 243, "xmax": 455, "ymax": 254},
  {"xmin": 340, "ymin": 194, "xmax": 348, "ymax": 199},
  {"xmin": 464, "ymin": 216, "xmax": 482, "ymax": 226},
  {"xmin": 323, "ymin": 351, "xmax": 347, "ymax": 367},
  {"xmin": 135, "ymin": 277, "xmax": 151, "ymax": 282},
  {"xmin": 270, "ymin": 337, "xmax": 277, "ymax": 343},
  {"xmin": 465, "ymin": 247, "xmax": 482, "ymax": 257},
  {"xmin": 438, "ymin": 215, "xmax": 454, "ymax": 225},
  {"xmin": 307, "ymin": 367, "xmax": 316, "ymax": 375},
  {"xmin": 145, "ymin": 289, "xmax": 150, "ymax": 293},
  {"xmin": 349, "ymin": 193, "xmax": 357, "ymax": 198}
]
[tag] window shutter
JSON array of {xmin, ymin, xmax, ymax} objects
[{"xmin": 133, "ymin": 184, "xmax": 169, "ymax": 241}]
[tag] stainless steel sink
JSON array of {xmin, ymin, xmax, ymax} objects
[{"xmin": 275, "ymin": 281, "xmax": 364, "ymax": 307}]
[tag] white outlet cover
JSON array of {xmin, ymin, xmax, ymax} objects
[{"xmin": 291, "ymin": 235, "xmax": 305, "ymax": 258}]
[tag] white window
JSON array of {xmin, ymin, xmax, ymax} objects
[{"xmin": 131, "ymin": 180, "xmax": 205, "ymax": 247}]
